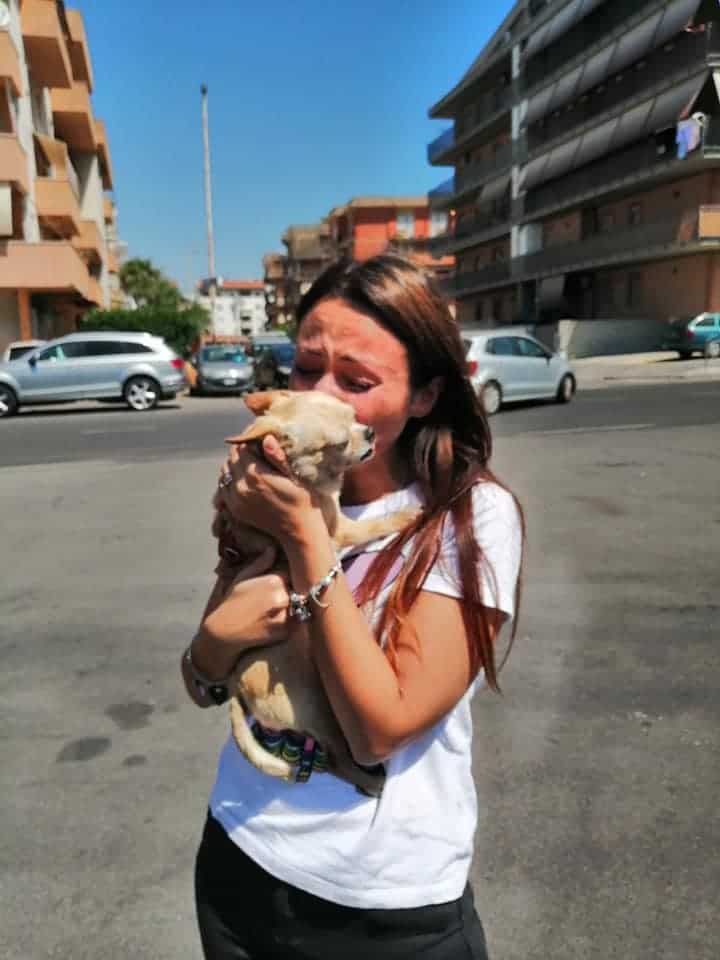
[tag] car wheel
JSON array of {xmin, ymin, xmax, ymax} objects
[
  {"xmin": 0, "ymin": 384, "xmax": 19, "ymax": 418},
  {"xmin": 481, "ymin": 380, "xmax": 502, "ymax": 416},
  {"xmin": 556, "ymin": 373, "xmax": 575, "ymax": 404},
  {"xmin": 678, "ymin": 351, "xmax": 693, "ymax": 360},
  {"xmin": 704, "ymin": 339, "xmax": 720, "ymax": 360},
  {"xmin": 123, "ymin": 375, "xmax": 160, "ymax": 412}
]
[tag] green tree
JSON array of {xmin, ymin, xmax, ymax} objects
[
  {"xmin": 79, "ymin": 304, "xmax": 209, "ymax": 357},
  {"xmin": 119, "ymin": 258, "xmax": 183, "ymax": 310},
  {"xmin": 81, "ymin": 257, "xmax": 210, "ymax": 355}
]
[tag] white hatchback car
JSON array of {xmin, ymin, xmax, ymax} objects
[{"xmin": 463, "ymin": 327, "xmax": 576, "ymax": 415}]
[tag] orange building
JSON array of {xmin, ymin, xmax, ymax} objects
[{"xmin": 327, "ymin": 196, "xmax": 454, "ymax": 282}]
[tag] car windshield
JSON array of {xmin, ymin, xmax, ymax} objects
[{"xmin": 200, "ymin": 346, "xmax": 247, "ymax": 363}]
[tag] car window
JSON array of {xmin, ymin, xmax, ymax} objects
[
  {"xmin": 9, "ymin": 346, "xmax": 36, "ymax": 360},
  {"xmin": 487, "ymin": 337, "xmax": 515, "ymax": 356},
  {"xmin": 462, "ymin": 339, "xmax": 472, "ymax": 355},
  {"xmin": 695, "ymin": 316, "xmax": 715, "ymax": 328},
  {"xmin": 514, "ymin": 337, "xmax": 548, "ymax": 358},
  {"xmin": 200, "ymin": 346, "xmax": 248, "ymax": 363},
  {"xmin": 37, "ymin": 344, "xmax": 67, "ymax": 361},
  {"xmin": 270, "ymin": 344, "xmax": 295, "ymax": 363}
]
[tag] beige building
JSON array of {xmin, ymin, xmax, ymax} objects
[
  {"xmin": 262, "ymin": 252, "xmax": 288, "ymax": 329},
  {"xmin": 428, "ymin": 0, "xmax": 720, "ymax": 354},
  {"xmin": 0, "ymin": 0, "xmax": 120, "ymax": 352}
]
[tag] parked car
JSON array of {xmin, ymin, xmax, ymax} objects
[
  {"xmin": 250, "ymin": 335, "xmax": 295, "ymax": 389},
  {"xmin": 191, "ymin": 344, "xmax": 254, "ymax": 396},
  {"xmin": 0, "ymin": 331, "xmax": 186, "ymax": 418},
  {"xmin": 663, "ymin": 313, "xmax": 720, "ymax": 359},
  {"xmin": 1, "ymin": 339, "xmax": 46, "ymax": 363},
  {"xmin": 463, "ymin": 327, "xmax": 576, "ymax": 415}
]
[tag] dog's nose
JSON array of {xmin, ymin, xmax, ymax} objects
[{"xmin": 364, "ymin": 426, "xmax": 375, "ymax": 442}]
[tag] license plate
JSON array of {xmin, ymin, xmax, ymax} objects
[{"xmin": 223, "ymin": 378, "xmax": 237, "ymax": 386}]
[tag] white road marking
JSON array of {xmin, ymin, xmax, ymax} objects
[{"xmin": 532, "ymin": 423, "xmax": 656, "ymax": 436}]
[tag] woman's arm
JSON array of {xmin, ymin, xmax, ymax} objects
[
  {"xmin": 283, "ymin": 513, "xmax": 496, "ymax": 765},
  {"xmin": 181, "ymin": 549, "xmax": 291, "ymax": 708}
]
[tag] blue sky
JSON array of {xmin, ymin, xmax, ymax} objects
[{"xmin": 81, "ymin": 1, "xmax": 507, "ymax": 293}]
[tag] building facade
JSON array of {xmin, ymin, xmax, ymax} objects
[
  {"xmin": 262, "ymin": 251, "xmax": 288, "ymax": 329},
  {"xmin": 262, "ymin": 198, "xmax": 455, "ymax": 329},
  {"xmin": 196, "ymin": 277, "xmax": 268, "ymax": 338},
  {"xmin": 427, "ymin": 0, "xmax": 720, "ymax": 352},
  {"xmin": 0, "ymin": 0, "xmax": 119, "ymax": 352}
]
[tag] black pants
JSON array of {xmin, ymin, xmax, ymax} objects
[{"xmin": 195, "ymin": 813, "xmax": 490, "ymax": 960}]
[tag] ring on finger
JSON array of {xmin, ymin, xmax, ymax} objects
[{"xmin": 218, "ymin": 470, "xmax": 233, "ymax": 489}]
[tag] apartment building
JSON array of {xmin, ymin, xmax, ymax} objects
[
  {"xmin": 0, "ymin": 0, "xmax": 119, "ymax": 352},
  {"xmin": 262, "ymin": 251, "xmax": 288, "ymax": 328},
  {"xmin": 427, "ymin": 0, "xmax": 720, "ymax": 352},
  {"xmin": 280, "ymin": 221, "xmax": 334, "ymax": 317},
  {"xmin": 196, "ymin": 277, "xmax": 268, "ymax": 338},
  {"xmin": 262, "ymin": 198, "xmax": 454, "ymax": 328}
]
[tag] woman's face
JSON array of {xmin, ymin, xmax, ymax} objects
[{"xmin": 289, "ymin": 298, "xmax": 432, "ymax": 477}]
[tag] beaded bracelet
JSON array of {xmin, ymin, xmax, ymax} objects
[{"xmin": 288, "ymin": 560, "xmax": 342, "ymax": 623}]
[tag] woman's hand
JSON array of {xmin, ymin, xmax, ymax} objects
[
  {"xmin": 198, "ymin": 547, "xmax": 291, "ymax": 654},
  {"xmin": 217, "ymin": 436, "xmax": 322, "ymax": 547}
]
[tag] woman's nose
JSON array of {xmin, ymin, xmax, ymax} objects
[{"xmin": 312, "ymin": 374, "xmax": 344, "ymax": 400}]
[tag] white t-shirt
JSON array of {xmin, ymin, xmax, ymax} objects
[{"xmin": 209, "ymin": 481, "xmax": 522, "ymax": 909}]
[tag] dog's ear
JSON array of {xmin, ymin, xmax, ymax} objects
[
  {"xmin": 243, "ymin": 390, "xmax": 292, "ymax": 416},
  {"xmin": 224, "ymin": 416, "xmax": 283, "ymax": 447}
]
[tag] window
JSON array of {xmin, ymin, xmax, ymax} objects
[
  {"xmin": 430, "ymin": 210, "xmax": 447, "ymax": 238},
  {"xmin": 695, "ymin": 315, "xmax": 715, "ymax": 327},
  {"xmin": 514, "ymin": 337, "xmax": 548, "ymax": 359},
  {"xmin": 37, "ymin": 342, "xmax": 87, "ymax": 361},
  {"xmin": 396, "ymin": 211, "xmax": 415, "ymax": 238}
]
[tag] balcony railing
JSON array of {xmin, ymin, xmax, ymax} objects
[
  {"xmin": 428, "ymin": 176, "xmax": 455, "ymax": 208},
  {"xmin": 431, "ymin": 211, "xmax": 511, "ymax": 256},
  {"xmin": 525, "ymin": 32, "xmax": 705, "ymax": 157},
  {"xmin": 440, "ymin": 208, "xmax": 720, "ymax": 297},
  {"xmin": 427, "ymin": 127, "xmax": 455, "ymax": 164}
]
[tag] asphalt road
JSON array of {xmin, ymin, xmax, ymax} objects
[{"xmin": 1, "ymin": 384, "xmax": 718, "ymax": 959}]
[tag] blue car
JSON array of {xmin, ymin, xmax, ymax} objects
[{"xmin": 664, "ymin": 313, "xmax": 720, "ymax": 359}]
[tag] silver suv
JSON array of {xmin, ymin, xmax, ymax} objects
[{"xmin": 0, "ymin": 331, "xmax": 187, "ymax": 417}]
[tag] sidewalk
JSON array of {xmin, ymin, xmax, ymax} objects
[{"xmin": 572, "ymin": 351, "xmax": 720, "ymax": 388}]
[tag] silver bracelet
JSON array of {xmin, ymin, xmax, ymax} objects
[
  {"xmin": 184, "ymin": 638, "xmax": 233, "ymax": 705},
  {"xmin": 288, "ymin": 560, "xmax": 342, "ymax": 623}
]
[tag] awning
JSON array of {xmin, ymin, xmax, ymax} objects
[
  {"xmin": 655, "ymin": 0, "xmax": 705, "ymax": 48},
  {"xmin": 546, "ymin": 64, "xmax": 584, "ymax": 116},
  {"xmin": 523, "ymin": 0, "xmax": 607, "ymax": 61},
  {"xmin": 604, "ymin": 9, "xmax": 665, "ymax": 79},
  {"xmin": 521, "ymin": 73, "xmax": 707, "ymax": 191},
  {"xmin": 480, "ymin": 173, "xmax": 511, "ymax": 203}
]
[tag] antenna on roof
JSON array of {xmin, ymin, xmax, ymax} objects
[{"xmin": 200, "ymin": 84, "xmax": 216, "ymax": 281}]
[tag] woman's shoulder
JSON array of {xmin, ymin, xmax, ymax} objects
[{"xmin": 469, "ymin": 480, "xmax": 522, "ymax": 529}]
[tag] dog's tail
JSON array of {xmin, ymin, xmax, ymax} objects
[{"xmin": 229, "ymin": 696, "xmax": 295, "ymax": 781}]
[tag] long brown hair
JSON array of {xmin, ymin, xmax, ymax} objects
[{"xmin": 297, "ymin": 254, "xmax": 524, "ymax": 691}]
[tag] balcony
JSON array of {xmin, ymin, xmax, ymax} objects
[
  {"xmin": 50, "ymin": 81, "xmax": 96, "ymax": 152},
  {"xmin": 442, "ymin": 207, "xmax": 720, "ymax": 297},
  {"xmin": 428, "ymin": 176, "xmax": 455, "ymax": 209},
  {"xmin": 65, "ymin": 8, "xmax": 94, "ymax": 89},
  {"xmin": 0, "ymin": 31, "xmax": 22, "ymax": 96},
  {"xmin": 526, "ymin": 32, "xmax": 706, "ymax": 158},
  {"xmin": 428, "ymin": 84, "xmax": 515, "ymax": 166},
  {"xmin": 439, "ymin": 260, "xmax": 511, "ymax": 297},
  {"xmin": 20, "ymin": 0, "xmax": 72, "ymax": 89},
  {"xmin": 72, "ymin": 219, "xmax": 105, "ymax": 267},
  {"xmin": 95, "ymin": 119, "xmax": 113, "ymax": 190},
  {"xmin": 0, "ymin": 135, "xmax": 29, "ymax": 194},
  {"xmin": 0, "ymin": 241, "xmax": 92, "ymax": 298},
  {"xmin": 522, "ymin": 111, "xmax": 720, "ymax": 223},
  {"xmin": 427, "ymin": 127, "xmax": 455, "ymax": 164},
  {"xmin": 103, "ymin": 195, "xmax": 114, "ymax": 224},
  {"xmin": 35, "ymin": 176, "xmax": 81, "ymax": 239},
  {"xmin": 432, "ymin": 208, "xmax": 511, "ymax": 256}
]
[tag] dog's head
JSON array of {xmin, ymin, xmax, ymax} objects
[{"xmin": 225, "ymin": 390, "xmax": 375, "ymax": 492}]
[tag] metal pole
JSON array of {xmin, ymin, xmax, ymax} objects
[{"xmin": 201, "ymin": 84, "xmax": 216, "ymax": 281}]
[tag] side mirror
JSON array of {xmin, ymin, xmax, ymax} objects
[{"xmin": 28, "ymin": 353, "xmax": 37, "ymax": 366}]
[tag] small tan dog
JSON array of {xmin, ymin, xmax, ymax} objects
[{"xmin": 213, "ymin": 390, "xmax": 417, "ymax": 795}]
